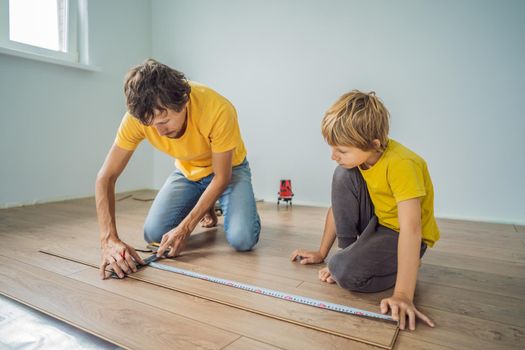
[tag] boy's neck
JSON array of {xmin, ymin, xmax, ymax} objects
[{"xmin": 360, "ymin": 150, "xmax": 384, "ymax": 170}]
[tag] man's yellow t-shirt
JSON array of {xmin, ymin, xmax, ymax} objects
[
  {"xmin": 359, "ymin": 139, "xmax": 440, "ymax": 247},
  {"xmin": 114, "ymin": 81, "xmax": 247, "ymax": 181}
]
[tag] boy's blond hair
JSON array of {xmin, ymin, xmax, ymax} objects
[{"xmin": 321, "ymin": 90, "xmax": 390, "ymax": 151}]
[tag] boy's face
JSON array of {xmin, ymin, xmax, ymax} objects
[
  {"xmin": 331, "ymin": 145, "xmax": 373, "ymax": 169},
  {"xmin": 151, "ymin": 105, "xmax": 187, "ymax": 139}
]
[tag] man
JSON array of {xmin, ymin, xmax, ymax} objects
[{"xmin": 96, "ymin": 59, "xmax": 261, "ymax": 279}]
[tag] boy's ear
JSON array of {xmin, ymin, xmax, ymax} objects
[{"xmin": 372, "ymin": 139, "xmax": 381, "ymax": 151}]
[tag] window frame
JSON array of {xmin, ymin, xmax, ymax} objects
[{"xmin": 0, "ymin": 0, "xmax": 95, "ymax": 71}]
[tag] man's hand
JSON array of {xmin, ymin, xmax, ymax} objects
[
  {"xmin": 99, "ymin": 238, "xmax": 144, "ymax": 279},
  {"xmin": 290, "ymin": 249, "xmax": 325, "ymax": 264},
  {"xmin": 156, "ymin": 226, "xmax": 191, "ymax": 258},
  {"xmin": 380, "ymin": 292, "xmax": 435, "ymax": 330}
]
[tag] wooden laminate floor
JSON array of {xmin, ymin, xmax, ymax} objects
[{"xmin": 0, "ymin": 190, "xmax": 524, "ymax": 349}]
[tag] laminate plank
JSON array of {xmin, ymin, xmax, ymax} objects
[
  {"xmin": 435, "ymin": 232, "xmax": 525, "ymax": 256},
  {"xmin": 295, "ymin": 279, "xmax": 390, "ymax": 306},
  {"xmin": 418, "ymin": 263, "xmax": 525, "ymax": 300},
  {"xmin": 222, "ymin": 337, "xmax": 281, "ymax": 350},
  {"xmin": 0, "ymin": 233, "xmax": 89, "ymax": 276},
  {"xmin": 297, "ymin": 279, "xmax": 525, "ymax": 328},
  {"xmin": 2, "ymin": 192, "xmax": 524, "ymax": 349},
  {"xmin": 422, "ymin": 250, "xmax": 525, "ymax": 279},
  {"xmin": 425, "ymin": 240, "xmax": 525, "ymax": 264},
  {"xmin": 399, "ymin": 308, "xmax": 525, "ymax": 350},
  {"xmin": 436, "ymin": 226, "xmax": 525, "ymax": 243},
  {"xmin": 393, "ymin": 336, "xmax": 456, "ymax": 350},
  {"xmin": 295, "ymin": 279, "xmax": 525, "ymax": 349},
  {"xmin": 149, "ymin": 233, "xmax": 525, "ymax": 300},
  {"xmin": 43, "ymin": 246, "xmax": 399, "ymax": 349},
  {"xmin": 171, "ymin": 248, "xmax": 315, "ymax": 287},
  {"xmin": 436, "ymin": 218, "xmax": 517, "ymax": 234},
  {"xmin": 0, "ymin": 255, "xmax": 239, "ymax": 350},
  {"xmin": 69, "ymin": 268, "xmax": 377, "ymax": 350},
  {"xmin": 165, "ymin": 232, "xmax": 337, "ymax": 285},
  {"xmin": 414, "ymin": 282, "xmax": 525, "ymax": 327}
]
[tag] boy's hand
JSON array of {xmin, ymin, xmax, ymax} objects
[
  {"xmin": 380, "ymin": 293, "xmax": 435, "ymax": 331},
  {"xmin": 290, "ymin": 249, "xmax": 325, "ymax": 264}
]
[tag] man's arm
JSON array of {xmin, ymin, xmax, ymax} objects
[
  {"xmin": 96, "ymin": 144, "xmax": 144, "ymax": 279},
  {"xmin": 290, "ymin": 207, "xmax": 337, "ymax": 264},
  {"xmin": 380, "ymin": 198, "xmax": 435, "ymax": 330},
  {"xmin": 156, "ymin": 150, "xmax": 234, "ymax": 257}
]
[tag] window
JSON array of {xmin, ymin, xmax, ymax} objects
[{"xmin": 0, "ymin": 0, "xmax": 92, "ymax": 69}]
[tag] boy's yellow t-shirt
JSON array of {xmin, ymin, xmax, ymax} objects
[
  {"xmin": 114, "ymin": 81, "xmax": 247, "ymax": 181},
  {"xmin": 359, "ymin": 139, "xmax": 440, "ymax": 247}
]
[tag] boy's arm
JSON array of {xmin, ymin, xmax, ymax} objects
[
  {"xmin": 394, "ymin": 198, "xmax": 422, "ymax": 300},
  {"xmin": 291, "ymin": 207, "xmax": 336, "ymax": 264},
  {"xmin": 380, "ymin": 198, "xmax": 435, "ymax": 330}
]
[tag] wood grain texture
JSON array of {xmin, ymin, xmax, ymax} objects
[
  {"xmin": 68, "ymin": 268, "xmax": 378, "ymax": 350},
  {"xmin": 421, "ymin": 250, "xmax": 525, "ymax": 279},
  {"xmin": 41, "ymin": 247, "xmax": 398, "ymax": 349},
  {"xmin": 296, "ymin": 278, "xmax": 525, "ymax": 349},
  {"xmin": 1, "ymin": 191, "xmax": 525, "ymax": 350},
  {"xmin": 222, "ymin": 337, "xmax": 281, "ymax": 350},
  {"xmin": 0, "ymin": 256, "xmax": 239, "ymax": 350},
  {"xmin": 0, "ymin": 233, "xmax": 88, "ymax": 276}
]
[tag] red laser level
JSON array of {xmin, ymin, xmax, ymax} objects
[{"xmin": 277, "ymin": 179, "xmax": 294, "ymax": 206}]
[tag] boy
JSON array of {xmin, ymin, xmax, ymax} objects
[{"xmin": 291, "ymin": 90, "xmax": 438, "ymax": 331}]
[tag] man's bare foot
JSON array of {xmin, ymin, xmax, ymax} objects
[
  {"xmin": 201, "ymin": 207, "xmax": 218, "ymax": 228},
  {"xmin": 319, "ymin": 267, "xmax": 336, "ymax": 283}
]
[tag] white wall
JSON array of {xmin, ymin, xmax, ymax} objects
[
  {"xmin": 151, "ymin": 0, "xmax": 525, "ymax": 225},
  {"xmin": 1, "ymin": 1, "xmax": 523, "ymax": 225},
  {"xmin": 0, "ymin": 0, "xmax": 154, "ymax": 207}
]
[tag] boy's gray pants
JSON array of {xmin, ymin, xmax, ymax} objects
[{"xmin": 328, "ymin": 166, "xmax": 427, "ymax": 293}]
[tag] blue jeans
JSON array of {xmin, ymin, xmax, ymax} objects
[{"xmin": 143, "ymin": 159, "xmax": 261, "ymax": 251}]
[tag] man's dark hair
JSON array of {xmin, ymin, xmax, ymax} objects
[{"xmin": 124, "ymin": 59, "xmax": 191, "ymax": 125}]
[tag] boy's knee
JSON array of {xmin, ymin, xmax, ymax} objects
[
  {"xmin": 332, "ymin": 165, "xmax": 348, "ymax": 184},
  {"xmin": 338, "ymin": 273, "xmax": 395, "ymax": 293},
  {"xmin": 335, "ymin": 272, "xmax": 368, "ymax": 292},
  {"xmin": 332, "ymin": 166, "xmax": 360, "ymax": 189},
  {"xmin": 328, "ymin": 253, "xmax": 346, "ymax": 281},
  {"xmin": 328, "ymin": 254, "xmax": 370, "ymax": 292},
  {"xmin": 331, "ymin": 268, "xmax": 370, "ymax": 292}
]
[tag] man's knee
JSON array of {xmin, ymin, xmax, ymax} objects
[
  {"xmin": 226, "ymin": 219, "xmax": 260, "ymax": 251},
  {"xmin": 143, "ymin": 220, "xmax": 166, "ymax": 244}
]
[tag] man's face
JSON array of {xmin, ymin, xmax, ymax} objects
[
  {"xmin": 330, "ymin": 145, "xmax": 371, "ymax": 169},
  {"xmin": 151, "ymin": 106, "xmax": 187, "ymax": 139}
]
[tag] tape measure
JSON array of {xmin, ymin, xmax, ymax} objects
[
  {"xmin": 148, "ymin": 259, "xmax": 394, "ymax": 322},
  {"xmin": 110, "ymin": 253, "xmax": 160, "ymax": 279}
]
